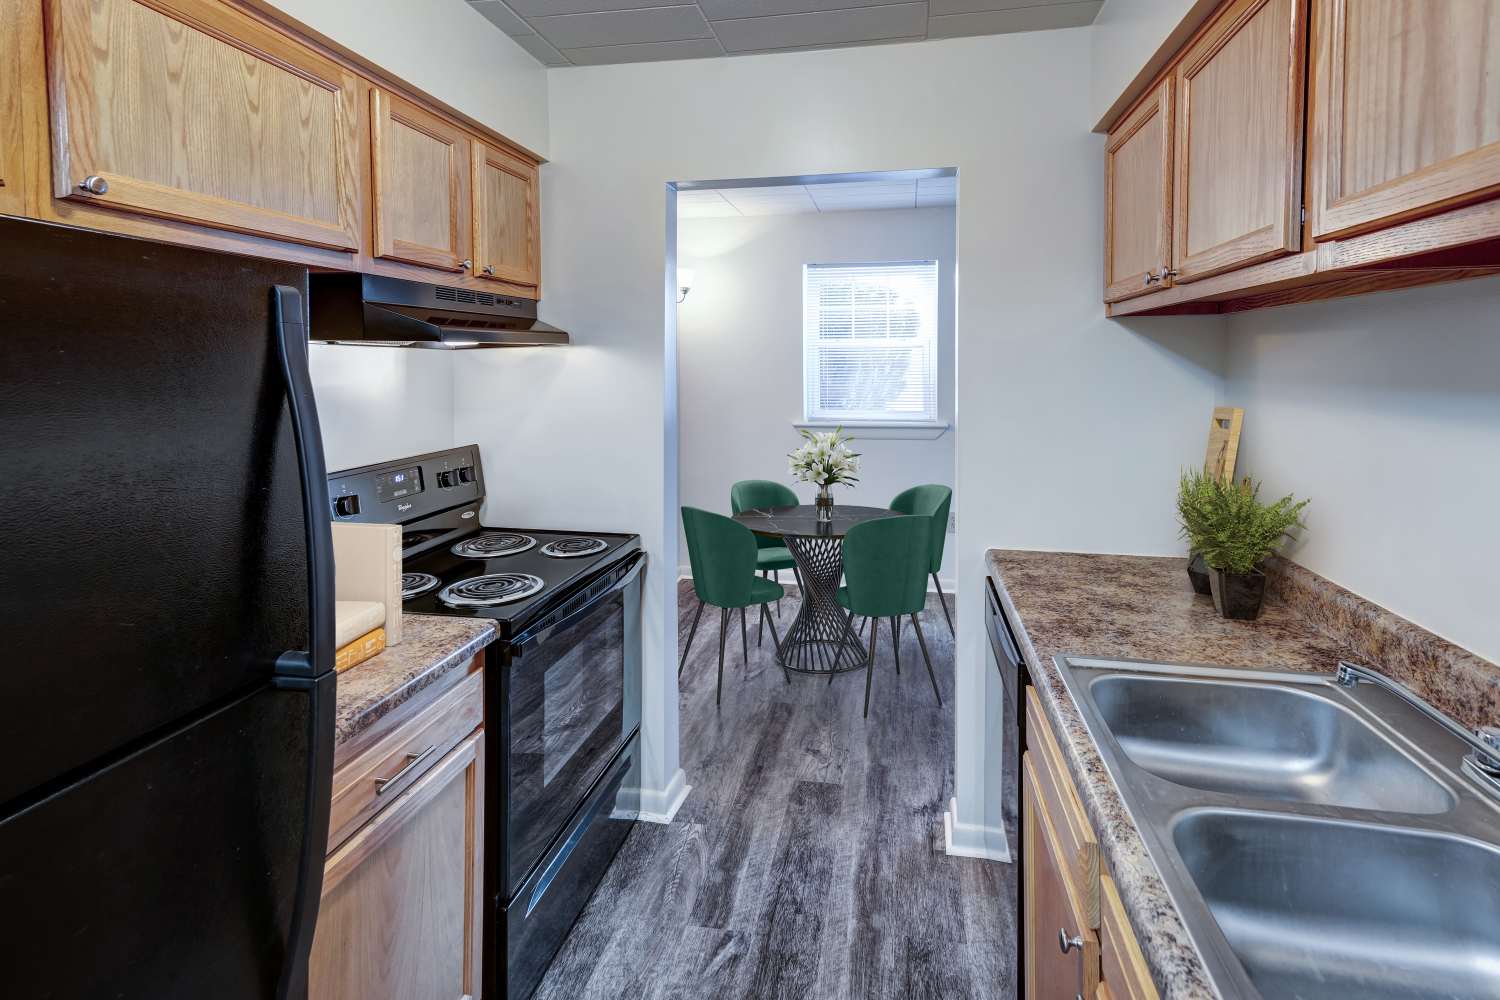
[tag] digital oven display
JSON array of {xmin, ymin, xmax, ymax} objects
[{"xmin": 375, "ymin": 467, "xmax": 424, "ymax": 503}]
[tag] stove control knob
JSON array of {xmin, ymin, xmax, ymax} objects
[
  {"xmin": 458, "ymin": 466, "xmax": 476, "ymax": 484},
  {"xmin": 436, "ymin": 470, "xmax": 460, "ymax": 488},
  {"xmin": 333, "ymin": 494, "xmax": 361, "ymax": 517}
]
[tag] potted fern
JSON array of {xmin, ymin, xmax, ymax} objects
[
  {"xmin": 1178, "ymin": 473, "xmax": 1309, "ymax": 620},
  {"xmin": 1176, "ymin": 471, "xmax": 1218, "ymax": 595}
]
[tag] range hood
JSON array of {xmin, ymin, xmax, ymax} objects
[{"xmin": 308, "ymin": 272, "xmax": 568, "ymax": 348}]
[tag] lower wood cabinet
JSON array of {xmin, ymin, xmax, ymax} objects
[
  {"xmin": 1023, "ymin": 686, "xmax": 1159, "ymax": 1000},
  {"xmin": 310, "ymin": 729, "xmax": 485, "ymax": 1000},
  {"xmin": 1023, "ymin": 753, "xmax": 1100, "ymax": 1000}
]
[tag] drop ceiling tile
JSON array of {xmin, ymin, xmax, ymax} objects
[
  {"xmin": 512, "ymin": 32, "xmax": 573, "ymax": 65},
  {"xmin": 720, "ymin": 186, "xmax": 818, "ymax": 214},
  {"xmin": 678, "ymin": 194, "xmax": 744, "ymax": 218},
  {"xmin": 534, "ymin": 5, "xmax": 713, "ymax": 49},
  {"xmin": 928, "ymin": 0, "xmax": 1101, "ymax": 37},
  {"xmin": 698, "ymin": 0, "xmax": 898, "ymax": 20},
  {"xmin": 468, "ymin": 0, "xmax": 534, "ymax": 36},
  {"xmin": 563, "ymin": 37, "xmax": 725, "ymax": 64},
  {"xmin": 508, "ymin": 0, "xmax": 685, "ymax": 15},
  {"xmin": 927, "ymin": 0, "xmax": 1075, "ymax": 15},
  {"xmin": 712, "ymin": 3, "xmax": 928, "ymax": 52}
]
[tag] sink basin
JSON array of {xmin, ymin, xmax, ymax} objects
[
  {"xmin": 1088, "ymin": 675, "xmax": 1454, "ymax": 813},
  {"xmin": 1173, "ymin": 810, "xmax": 1500, "ymax": 1000}
]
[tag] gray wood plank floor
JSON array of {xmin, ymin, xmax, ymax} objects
[{"xmin": 534, "ymin": 581, "xmax": 1017, "ymax": 1000}]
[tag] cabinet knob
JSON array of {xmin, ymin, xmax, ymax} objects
[
  {"xmin": 460, "ymin": 258, "xmax": 473, "ymax": 269},
  {"xmin": 1059, "ymin": 927, "xmax": 1084, "ymax": 954},
  {"xmin": 483, "ymin": 264, "xmax": 495, "ymax": 275},
  {"xmin": 78, "ymin": 175, "xmax": 109, "ymax": 196},
  {"xmin": 1143, "ymin": 270, "xmax": 1160, "ymax": 286}
]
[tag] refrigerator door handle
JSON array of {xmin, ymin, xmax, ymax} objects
[
  {"xmin": 271, "ymin": 284, "xmax": 335, "ymax": 679},
  {"xmin": 275, "ymin": 670, "xmax": 337, "ymax": 1000},
  {"xmin": 270, "ymin": 285, "xmax": 336, "ymax": 1000}
]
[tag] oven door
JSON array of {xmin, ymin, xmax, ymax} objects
[{"xmin": 501, "ymin": 550, "xmax": 644, "ymax": 898}]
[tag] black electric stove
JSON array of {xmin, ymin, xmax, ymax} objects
[{"xmin": 329, "ymin": 446, "xmax": 642, "ymax": 1000}]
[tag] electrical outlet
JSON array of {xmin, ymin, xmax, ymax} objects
[{"xmin": 948, "ymin": 510, "xmax": 956, "ymax": 533}]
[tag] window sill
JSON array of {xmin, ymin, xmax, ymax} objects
[{"xmin": 793, "ymin": 419, "xmax": 951, "ymax": 440}]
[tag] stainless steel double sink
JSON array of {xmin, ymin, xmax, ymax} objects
[{"xmin": 1055, "ymin": 656, "xmax": 1500, "ymax": 1000}]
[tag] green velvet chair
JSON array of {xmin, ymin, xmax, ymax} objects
[
  {"xmin": 836, "ymin": 515, "xmax": 942, "ymax": 717},
  {"xmin": 890, "ymin": 484, "xmax": 954, "ymax": 636},
  {"xmin": 730, "ymin": 479, "xmax": 799, "ymax": 642},
  {"xmin": 680, "ymin": 506, "xmax": 789, "ymax": 705}
]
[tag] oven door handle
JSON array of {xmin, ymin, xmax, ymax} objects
[{"xmin": 512, "ymin": 551, "xmax": 646, "ymax": 649}]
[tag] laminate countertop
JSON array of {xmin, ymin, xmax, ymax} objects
[
  {"xmin": 986, "ymin": 549, "xmax": 1500, "ymax": 999},
  {"xmin": 333, "ymin": 613, "xmax": 497, "ymax": 748}
]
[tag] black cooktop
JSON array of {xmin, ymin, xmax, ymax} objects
[
  {"xmin": 401, "ymin": 526, "xmax": 639, "ymax": 633},
  {"xmin": 328, "ymin": 445, "xmax": 641, "ymax": 638}
]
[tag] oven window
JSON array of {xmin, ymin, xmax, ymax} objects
[{"xmin": 506, "ymin": 582, "xmax": 635, "ymax": 896}]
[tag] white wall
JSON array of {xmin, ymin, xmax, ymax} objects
[
  {"xmin": 1221, "ymin": 278, "xmax": 1500, "ymax": 664},
  {"xmin": 308, "ymin": 345, "xmax": 457, "ymax": 472},
  {"xmin": 1089, "ymin": 0, "xmax": 1198, "ymax": 125},
  {"xmin": 677, "ymin": 207, "xmax": 957, "ymax": 582},
  {"xmin": 455, "ymin": 31, "xmax": 1225, "ymax": 845},
  {"xmin": 265, "ymin": 0, "xmax": 549, "ymax": 156}
]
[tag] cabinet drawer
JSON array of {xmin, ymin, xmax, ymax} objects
[
  {"xmin": 1101, "ymin": 875, "xmax": 1159, "ymax": 1000},
  {"xmin": 1025, "ymin": 685, "xmax": 1100, "ymax": 927},
  {"xmin": 1023, "ymin": 753, "xmax": 1101, "ymax": 1000},
  {"xmin": 328, "ymin": 668, "xmax": 483, "ymax": 851}
]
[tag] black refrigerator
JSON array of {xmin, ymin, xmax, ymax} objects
[{"xmin": 0, "ymin": 218, "xmax": 336, "ymax": 999}]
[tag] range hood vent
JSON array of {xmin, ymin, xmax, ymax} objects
[{"xmin": 309, "ymin": 272, "xmax": 568, "ymax": 349}]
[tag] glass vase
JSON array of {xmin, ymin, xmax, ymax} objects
[{"xmin": 815, "ymin": 485, "xmax": 834, "ymax": 522}]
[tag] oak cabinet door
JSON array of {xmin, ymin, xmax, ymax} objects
[
  {"xmin": 44, "ymin": 0, "xmax": 360, "ymax": 250},
  {"xmin": 371, "ymin": 89, "xmax": 473, "ymax": 273},
  {"xmin": 1309, "ymin": 0, "xmax": 1500, "ymax": 240},
  {"xmin": 1105, "ymin": 81, "xmax": 1173, "ymax": 302},
  {"xmin": 472, "ymin": 142, "xmax": 539, "ymax": 289},
  {"xmin": 310, "ymin": 731, "xmax": 484, "ymax": 1000},
  {"xmin": 1023, "ymin": 753, "xmax": 1100, "ymax": 1000},
  {"xmin": 1172, "ymin": 0, "xmax": 1306, "ymax": 282}
]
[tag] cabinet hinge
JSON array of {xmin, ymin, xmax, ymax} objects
[{"xmin": 1300, "ymin": 205, "xmax": 1306, "ymax": 224}]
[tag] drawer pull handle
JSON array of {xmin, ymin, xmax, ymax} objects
[
  {"xmin": 374, "ymin": 745, "xmax": 437, "ymax": 795},
  {"xmin": 1059, "ymin": 927, "xmax": 1084, "ymax": 954}
]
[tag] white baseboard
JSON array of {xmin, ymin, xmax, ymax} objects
[
  {"xmin": 943, "ymin": 797, "xmax": 1012, "ymax": 862},
  {"xmin": 633, "ymin": 767, "xmax": 691, "ymax": 824}
]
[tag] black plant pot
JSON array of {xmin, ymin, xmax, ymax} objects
[
  {"xmin": 1209, "ymin": 568, "xmax": 1267, "ymax": 620},
  {"xmin": 1186, "ymin": 552, "xmax": 1212, "ymax": 596}
]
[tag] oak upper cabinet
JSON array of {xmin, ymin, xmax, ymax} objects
[
  {"xmin": 1171, "ymin": 0, "xmax": 1306, "ymax": 282},
  {"xmin": 472, "ymin": 142, "xmax": 540, "ymax": 288},
  {"xmin": 1105, "ymin": 81, "xmax": 1174, "ymax": 301},
  {"xmin": 43, "ymin": 0, "xmax": 360, "ymax": 251},
  {"xmin": 371, "ymin": 89, "xmax": 474, "ymax": 273},
  {"xmin": 1308, "ymin": 0, "xmax": 1500, "ymax": 241},
  {"xmin": 1023, "ymin": 754, "xmax": 1101, "ymax": 1000},
  {"xmin": 310, "ymin": 731, "xmax": 485, "ymax": 1000}
]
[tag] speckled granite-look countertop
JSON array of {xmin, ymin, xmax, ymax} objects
[
  {"xmin": 986, "ymin": 549, "xmax": 1500, "ymax": 1000},
  {"xmin": 334, "ymin": 614, "xmax": 497, "ymax": 747}
]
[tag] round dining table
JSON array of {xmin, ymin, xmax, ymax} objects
[{"xmin": 731, "ymin": 503, "xmax": 899, "ymax": 675}]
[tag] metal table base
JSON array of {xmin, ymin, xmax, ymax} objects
[{"xmin": 778, "ymin": 534, "xmax": 866, "ymax": 675}]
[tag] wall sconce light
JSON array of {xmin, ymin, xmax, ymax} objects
[{"xmin": 677, "ymin": 268, "xmax": 695, "ymax": 304}]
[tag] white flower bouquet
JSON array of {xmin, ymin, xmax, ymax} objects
[{"xmin": 788, "ymin": 428, "xmax": 861, "ymax": 498}]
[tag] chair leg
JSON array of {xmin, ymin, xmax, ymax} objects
[
  {"xmin": 863, "ymin": 618, "xmax": 878, "ymax": 718},
  {"xmin": 891, "ymin": 617, "xmax": 901, "ymax": 675},
  {"xmin": 758, "ymin": 601, "xmax": 766, "ymax": 646},
  {"xmin": 911, "ymin": 613, "xmax": 942, "ymax": 706},
  {"xmin": 716, "ymin": 607, "xmax": 729, "ymax": 708},
  {"xmin": 740, "ymin": 606, "xmax": 749, "ymax": 669},
  {"xmin": 678, "ymin": 599, "xmax": 705, "ymax": 678},
  {"xmin": 763, "ymin": 605, "xmax": 789, "ymax": 683},
  {"xmin": 832, "ymin": 608, "xmax": 858, "ymax": 683},
  {"xmin": 933, "ymin": 574, "xmax": 955, "ymax": 638}
]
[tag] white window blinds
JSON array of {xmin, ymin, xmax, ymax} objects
[{"xmin": 802, "ymin": 260, "xmax": 939, "ymax": 424}]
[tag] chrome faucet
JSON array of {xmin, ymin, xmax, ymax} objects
[{"xmin": 1336, "ymin": 661, "xmax": 1500, "ymax": 796}]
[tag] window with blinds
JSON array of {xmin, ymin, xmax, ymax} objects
[{"xmin": 802, "ymin": 260, "xmax": 940, "ymax": 424}]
